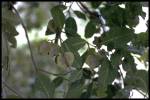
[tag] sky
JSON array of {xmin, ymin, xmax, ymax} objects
[{"xmin": 14, "ymin": 2, "xmax": 148, "ymax": 98}]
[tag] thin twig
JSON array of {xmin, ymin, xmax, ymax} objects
[
  {"xmin": 10, "ymin": 3, "xmax": 38, "ymax": 72},
  {"xmin": 2, "ymin": 81, "xmax": 24, "ymax": 98}
]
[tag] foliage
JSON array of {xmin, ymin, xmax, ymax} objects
[{"xmin": 2, "ymin": 1, "xmax": 149, "ymax": 98}]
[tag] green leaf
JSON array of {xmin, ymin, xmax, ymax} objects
[
  {"xmin": 32, "ymin": 73, "xmax": 55, "ymax": 98},
  {"xmin": 61, "ymin": 37, "xmax": 86, "ymax": 68},
  {"xmin": 81, "ymin": 48, "xmax": 96, "ymax": 65},
  {"xmin": 91, "ymin": 2, "xmax": 102, "ymax": 8},
  {"xmin": 122, "ymin": 52, "xmax": 137, "ymax": 73},
  {"xmin": 124, "ymin": 70, "xmax": 148, "ymax": 93},
  {"xmin": 2, "ymin": 19, "xmax": 19, "ymax": 36},
  {"xmin": 98, "ymin": 59, "xmax": 117, "ymax": 90},
  {"xmin": 101, "ymin": 27, "xmax": 135, "ymax": 49},
  {"xmin": 113, "ymin": 87, "xmax": 131, "ymax": 98},
  {"xmin": 66, "ymin": 79, "xmax": 84, "ymax": 98},
  {"xmin": 2, "ymin": 7, "xmax": 20, "ymax": 26},
  {"xmin": 52, "ymin": 77, "xmax": 63, "ymax": 88},
  {"xmin": 101, "ymin": 6, "xmax": 126, "ymax": 27},
  {"xmin": 65, "ymin": 17, "xmax": 78, "ymax": 37},
  {"xmin": 51, "ymin": 6, "xmax": 65, "ymax": 30},
  {"xmin": 69, "ymin": 70, "xmax": 82, "ymax": 82},
  {"xmin": 62, "ymin": 37, "xmax": 86, "ymax": 52},
  {"xmin": 74, "ymin": 11, "xmax": 86, "ymax": 20},
  {"xmin": 85, "ymin": 20, "xmax": 97, "ymax": 38},
  {"xmin": 8, "ymin": 36, "xmax": 17, "ymax": 48},
  {"xmin": 45, "ymin": 19, "xmax": 57, "ymax": 35},
  {"xmin": 132, "ymin": 32, "xmax": 148, "ymax": 48}
]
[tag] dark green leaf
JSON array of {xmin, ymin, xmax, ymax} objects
[
  {"xmin": 51, "ymin": 6, "xmax": 65, "ymax": 30},
  {"xmin": 74, "ymin": 11, "xmax": 86, "ymax": 20},
  {"xmin": 122, "ymin": 53, "xmax": 137, "ymax": 73},
  {"xmin": 52, "ymin": 77, "xmax": 63, "ymax": 88},
  {"xmin": 132, "ymin": 32, "xmax": 148, "ymax": 48},
  {"xmin": 101, "ymin": 27, "xmax": 135, "ymax": 48},
  {"xmin": 2, "ymin": 7, "xmax": 20, "ymax": 26},
  {"xmin": 66, "ymin": 79, "xmax": 84, "ymax": 98},
  {"xmin": 91, "ymin": 2, "xmax": 102, "ymax": 8},
  {"xmin": 2, "ymin": 19, "xmax": 19, "ymax": 36},
  {"xmin": 113, "ymin": 87, "xmax": 131, "ymax": 98},
  {"xmin": 32, "ymin": 73, "xmax": 55, "ymax": 98},
  {"xmin": 65, "ymin": 17, "xmax": 78, "ymax": 37},
  {"xmin": 85, "ymin": 20, "xmax": 97, "ymax": 38},
  {"xmin": 98, "ymin": 59, "xmax": 117, "ymax": 90},
  {"xmin": 62, "ymin": 37, "xmax": 86, "ymax": 52},
  {"xmin": 125, "ymin": 70, "xmax": 148, "ymax": 93},
  {"xmin": 45, "ymin": 19, "xmax": 57, "ymax": 35}
]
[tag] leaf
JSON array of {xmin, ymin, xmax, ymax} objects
[
  {"xmin": 91, "ymin": 2, "xmax": 102, "ymax": 8},
  {"xmin": 2, "ymin": 7, "xmax": 20, "ymax": 26},
  {"xmin": 122, "ymin": 52, "xmax": 136, "ymax": 73},
  {"xmin": 85, "ymin": 54, "xmax": 101, "ymax": 69},
  {"xmin": 51, "ymin": 5, "xmax": 65, "ymax": 30},
  {"xmin": 132, "ymin": 32, "xmax": 148, "ymax": 48},
  {"xmin": 39, "ymin": 41, "xmax": 60, "ymax": 56},
  {"xmin": 45, "ymin": 19, "xmax": 57, "ymax": 35},
  {"xmin": 74, "ymin": 11, "xmax": 86, "ymax": 20},
  {"xmin": 62, "ymin": 37, "xmax": 86, "ymax": 51},
  {"xmin": 32, "ymin": 73, "xmax": 55, "ymax": 98},
  {"xmin": 61, "ymin": 37, "xmax": 86, "ymax": 68},
  {"xmin": 81, "ymin": 48, "xmax": 96, "ymax": 65},
  {"xmin": 2, "ymin": 19, "xmax": 19, "ymax": 36},
  {"xmin": 52, "ymin": 77, "xmax": 63, "ymax": 88},
  {"xmin": 101, "ymin": 6, "xmax": 126, "ymax": 27},
  {"xmin": 56, "ymin": 52, "xmax": 74, "ymax": 69},
  {"xmin": 69, "ymin": 70, "xmax": 82, "ymax": 82},
  {"xmin": 113, "ymin": 87, "xmax": 131, "ymax": 98},
  {"xmin": 98, "ymin": 59, "xmax": 117, "ymax": 90},
  {"xmin": 66, "ymin": 79, "xmax": 84, "ymax": 98},
  {"xmin": 65, "ymin": 17, "xmax": 78, "ymax": 37},
  {"xmin": 124, "ymin": 70, "xmax": 148, "ymax": 93},
  {"xmin": 85, "ymin": 20, "xmax": 97, "ymax": 38},
  {"xmin": 8, "ymin": 36, "xmax": 17, "ymax": 48},
  {"xmin": 101, "ymin": 27, "xmax": 135, "ymax": 49}
]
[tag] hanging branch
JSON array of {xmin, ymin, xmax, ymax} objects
[{"xmin": 10, "ymin": 3, "xmax": 38, "ymax": 72}]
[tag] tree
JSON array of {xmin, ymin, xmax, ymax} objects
[{"xmin": 2, "ymin": 1, "xmax": 149, "ymax": 98}]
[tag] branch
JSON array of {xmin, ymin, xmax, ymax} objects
[
  {"xmin": 78, "ymin": 2, "xmax": 107, "ymax": 33},
  {"xmin": 10, "ymin": 3, "xmax": 38, "ymax": 72},
  {"xmin": 2, "ymin": 81, "xmax": 24, "ymax": 98}
]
